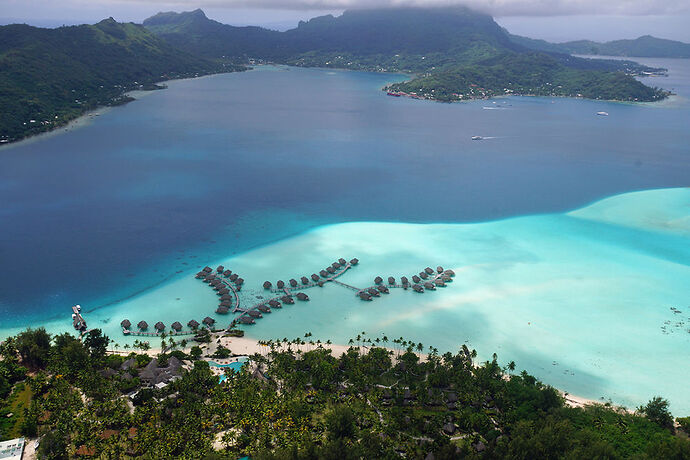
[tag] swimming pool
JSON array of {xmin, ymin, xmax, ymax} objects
[{"xmin": 211, "ymin": 358, "xmax": 248, "ymax": 383}]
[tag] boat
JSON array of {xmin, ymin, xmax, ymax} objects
[
  {"xmin": 471, "ymin": 136, "xmax": 483, "ymax": 140},
  {"xmin": 597, "ymin": 111, "xmax": 609, "ymax": 116}
]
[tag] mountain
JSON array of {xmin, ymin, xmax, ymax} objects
[
  {"xmin": 511, "ymin": 34, "xmax": 690, "ymax": 58},
  {"xmin": 144, "ymin": 8, "xmax": 668, "ymax": 103},
  {"xmin": 0, "ymin": 18, "xmax": 243, "ymax": 143}
]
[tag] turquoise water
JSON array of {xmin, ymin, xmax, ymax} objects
[
  {"xmin": 0, "ymin": 60, "xmax": 688, "ymax": 413},
  {"xmin": 210, "ymin": 360, "xmax": 247, "ymax": 370}
]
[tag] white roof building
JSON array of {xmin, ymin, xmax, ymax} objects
[{"xmin": 0, "ymin": 438, "xmax": 25, "ymax": 460}]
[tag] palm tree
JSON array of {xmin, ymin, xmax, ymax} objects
[{"xmin": 416, "ymin": 342, "xmax": 424, "ymax": 358}]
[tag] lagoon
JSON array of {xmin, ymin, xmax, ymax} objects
[{"xmin": 1, "ymin": 60, "xmax": 689, "ymax": 411}]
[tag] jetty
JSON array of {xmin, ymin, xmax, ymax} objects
[{"xmin": 71, "ymin": 305, "xmax": 87, "ymax": 333}]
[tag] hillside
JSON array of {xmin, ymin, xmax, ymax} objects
[
  {"xmin": 511, "ymin": 34, "xmax": 690, "ymax": 58},
  {"xmin": 0, "ymin": 18, "xmax": 243, "ymax": 143},
  {"xmin": 144, "ymin": 7, "xmax": 669, "ymax": 103}
]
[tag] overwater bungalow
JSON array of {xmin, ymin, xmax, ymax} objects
[
  {"xmin": 377, "ymin": 285, "xmax": 389, "ymax": 294},
  {"xmin": 257, "ymin": 305, "xmax": 271, "ymax": 313},
  {"xmin": 236, "ymin": 278, "xmax": 244, "ymax": 285},
  {"xmin": 359, "ymin": 292, "xmax": 372, "ymax": 301},
  {"xmin": 374, "ymin": 276, "xmax": 383, "ymax": 285},
  {"xmin": 412, "ymin": 284, "xmax": 424, "ymax": 293},
  {"xmin": 301, "ymin": 276, "xmax": 309, "ymax": 284},
  {"xmin": 401, "ymin": 276, "xmax": 409, "ymax": 285},
  {"xmin": 425, "ymin": 267, "xmax": 434, "ymax": 275},
  {"xmin": 171, "ymin": 321, "xmax": 183, "ymax": 331},
  {"xmin": 277, "ymin": 280, "xmax": 285, "ymax": 289},
  {"xmin": 203, "ymin": 266, "xmax": 213, "ymax": 273},
  {"xmin": 220, "ymin": 294, "xmax": 233, "ymax": 301},
  {"xmin": 441, "ymin": 274, "xmax": 452, "ymax": 282},
  {"xmin": 220, "ymin": 300, "xmax": 232, "ymax": 307},
  {"xmin": 339, "ymin": 258, "xmax": 347, "ymax": 265},
  {"xmin": 311, "ymin": 273, "xmax": 320, "ymax": 281},
  {"xmin": 296, "ymin": 292, "xmax": 309, "ymax": 301},
  {"xmin": 326, "ymin": 267, "xmax": 335, "ymax": 274},
  {"xmin": 434, "ymin": 279, "xmax": 445, "ymax": 287},
  {"xmin": 217, "ymin": 266, "xmax": 224, "ymax": 273},
  {"xmin": 367, "ymin": 288, "xmax": 380, "ymax": 297},
  {"xmin": 268, "ymin": 299, "xmax": 281, "ymax": 308},
  {"xmin": 320, "ymin": 270, "xmax": 329, "ymax": 277},
  {"xmin": 281, "ymin": 295, "xmax": 295, "ymax": 304},
  {"xmin": 420, "ymin": 272, "xmax": 429, "ymax": 279},
  {"xmin": 218, "ymin": 288, "xmax": 229, "ymax": 295},
  {"xmin": 444, "ymin": 269, "xmax": 455, "ymax": 277},
  {"xmin": 388, "ymin": 276, "xmax": 395, "ymax": 285},
  {"xmin": 437, "ymin": 266, "xmax": 444, "ymax": 273},
  {"xmin": 188, "ymin": 319, "xmax": 200, "ymax": 329},
  {"xmin": 248, "ymin": 310, "xmax": 262, "ymax": 318},
  {"xmin": 223, "ymin": 270, "xmax": 232, "ymax": 277},
  {"xmin": 121, "ymin": 319, "xmax": 131, "ymax": 329},
  {"xmin": 318, "ymin": 281, "xmax": 325, "ymax": 287},
  {"xmin": 154, "ymin": 322, "xmax": 165, "ymax": 332},
  {"xmin": 289, "ymin": 279, "xmax": 298, "ymax": 287},
  {"xmin": 203, "ymin": 317, "xmax": 215, "ymax": 326},
  {"xmin": 216, "ymin": 306, "xmax": 229, "ymax": 314},
  {"xmin": 412, "ymin": 275, "xmax": 421, "ymax": 283},
  {"xmin": 424, "ymin": 281, "xmax": 435, "ymax": 290},
  {"xmin": 195, "ymin": 272, "xmax": 206, "ymax": 279},
  {"xmin": 239, "ymin": 316, "xmax": 255, "ymax": 325},
  {"xmin": 229, "ymin": 274, "xmax": 239, "ymax": 282},
  {"xmin": 138, "ymin": 321, "xmax": 149, "ymax": 330},
  {"xmin": 263, "ymin": 281, "xmax": 272, "ymax": 289},
  {"xmin": 350, "ymin": 258, "xmax": 359, "ymax": 265}
]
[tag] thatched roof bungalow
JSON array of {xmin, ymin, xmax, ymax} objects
[
  {"xmin": 248, "ymin": 310, "xmax": 262, "ymax": 318},
  {"xmin": 277, "ymin": 280, "xmax": 285, "ymax": 289},
  {"xmin": 301, "ymin": 276, "xmax": 309, "ymax": 284},
  {"xmin": 121, "ymin": 319, "xmax": 131, "ymax": 329},
  {"xmin": 268, "ymin": 299, "xmax": 281, "ymax": 308},
  {"xmin": 444, "ymin": 269, "xmax": 455, "ymax": 277},
  {"xmin": 203, "ymin": 317, "xmax": 215, "ymax": 326},
  {"xmin": 311, "ymin": 274, "xmax": 320, "ymax": 281},
  {"xmin": 296, "ymin": 292, "xmax": 309, "ymax": 301},
  {"xmin": 154, "ymin": 322, "xmax": 165, "ymax": 331},
  {"xmin": 257, "ymin": 305, "xmax": 271, "ymax": 313},
  {"xmin": 203, "ymin": 266, "xmax": 213, "ymax": 273},
  {"xmin": 359, "ymin": 292, "xmax": 372, "ymax": 301},
  {"xmin": 326, "ymin": 267, "xmax": 335, "ymax": 274},
  {"xmin": 229, "ymin": 274, "xmax": 239, "ymax": 282},
  {"xmin": 263, "ymin": 281, "xmax": 272, "ymax": 289},
  {"xmin": 377, "ymin": 285, "xmax": 389, "ymax": 293},
  {"xmin": 187, "ymin": 319, "xmax": 200, "ymax": 329},
  {"xmin": 320, "ymin": 270, "xmax": 329, "ymax": 277},
  {"xmin": 223, "ymin": 270, "xmax": 232, "ymax": 277},
  {"xmin": 216, "ymin": 265, "xmax": 224, "ymax": 273},
  {"xmin": 350, "ymin": 258, "xmax": 359, "ymax": 265},
  {"xmin": 419, "ymin": 271, "xmax": 428, "ymax": 279},
  {"xmin": 236, "ymin": 278, "xmax": 244, "ymax": 286},
  {"xmin": 216, "ymin": 306, "xmax": 229, "ymax": 314},
  {"xmin": 412, "ymin": 285, "xmax": 424, "ymax": 293},
  {"xmin": 138, "ymin": 321, "xmax": 149, "ymax": 330},
  {"xmin": 289, "ymin": 279, "xmax": 298, "ymax": 287},
  {"xmin": 412, "ymin": 275, "xmax": 421, "ymax": 283},
  {"xmin": 425, "ymin": 267, "xmax": 434, "ymax": 275},
  {"xmin": 239, "ymin": 316, "xmax": 255, "ymax": 325},
  {"xmin": 437, "ymin": 266, "xmax": 444, "ymax": 273},
  {"xmin": 424, "ymin": 282, "xmax": 435, "ymax": 290},
  {"xmin": 374, "ymin": 276, "xmax": 383, "ymax": 285},
  {"xmin": 171, "ymin": 321, "xmax": 183, "ymax": 331},
  {"xmin": 281, "ymin": 295, "xmax": 295, "ymax": 304},
  {"xmin": 367, "ymin": 288, "xmax": 380, "ymax": 297},
  {"xmin": 339, "ymin": 258, "xmax": 347, "ymax": 265},
  {"xmin": 401, "ymin": 276, "xmax": 409, "ymax": 285}
]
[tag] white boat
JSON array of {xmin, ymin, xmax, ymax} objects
[
  {"xmin": 471, "ymin": 136, "xmax": 483, "ymax": 140},
  {"xmin": 597, "ymin": 111, "xmax": 609, "ymax": 116}
]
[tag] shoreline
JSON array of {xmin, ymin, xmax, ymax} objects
[{"xmin": 126, "ymin": 333, "xmax": 609, "ymax": 412}]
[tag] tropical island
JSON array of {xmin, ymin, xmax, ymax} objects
[
  {"xmin": 0, "ymin": 7, "xmax": 674, "ymax": 144},
  {"xmin": 1, "ymin": 326, "xmax": 689, "ymax": 459}
]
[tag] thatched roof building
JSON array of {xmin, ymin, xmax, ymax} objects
[
  {"xmin": 377, "ymin": 285, "xmax": 389, "ymax": 293},
  {"xmin": 195, "ymin": 272, "xmax": 206, "ymax": 279},
  {"xmin": 350, "ymin": 258, "xmax": 359, "ymax": 265},
  {"xmin": 412, "ymin": 275, "xmax": 421, "ymax": 283},
  {"xmin": 296, "ymin": 292, "xmax": 309, "ymax": 301},
  {"xmin": 301, "ymin": 276, "xmax": 309, "ymax": 284},
  {"xmin": 257, "ymin": 305, "xmax": 271, "ymax": 313},
  {"xmin": 425, "ymin": 267, "xmax": 434, "ymax": 275},
  {"xmin": 338, "ymin": 258, "xmax": 347, "ymax": 265},
  {"xmin": 248, "ymin": 310, "xmax": 262, "ymax": 318},
  {"xmin": 412, "ymin": 285, "xmax": 424, "ymax": 293},
  {"xmin": 419, "ymin": 271, "xmax": 428, "ymax": 279},
  {"xmin": 236, "ymin": 278, "xmax": 244, "ymax": 285},
  {"xmin": 388, "ymin": 276, "xmax": 395, "ymax": 285},
  {"xmin": 171, "ymin": 321, "xmax": 183, "ymax": 331},
  {"xmin": 154, "ymin": 322, "xmax": 165, "ymax": 331},
  {"xmin": 423, "ymin": 282, "xmax": 435, "ymax": 290},
  {"xmin": 311, "ymin": 274, "xmax": 320, "ymax": 281},
  {"xmin": 326, "ymin": 267, "xmax": 335, "ymax": 274},
  {"xmin": 374, "ymin": 276, "xmax": 383, "ymax": 285},
  {"xmin": 203, "ymin": 317, "xmax": 215, "ymax": 326},
  {"xmin": 223, "ymin": 270, "xmax": 232, "ymax": 277},
  {"xmin": 203, "ymin": 266, "xmax": 212, "ymax": 273},
  {"xmin": 263, "ymin": 281, "xmax": 272, "ymax": 289},
  {"xmin": 367, "ymin": 288, "xmax": 380, "ymax": 296},
  {"xmin": 268, "ymin": 299, "xmax": 281, "ymax": 308},
  {"xmin": 121, "ymin": 319, "xmax": 131, "ymax": 329},
  {"xmin": 281, "ymin": 295, "xmax": 295, "ymax": 304},
  {"xmin": 220, "ymin": 300, "xmax": 232, "ymax": 307},
  {"xmin": 436, "ymin": 266, "xmax": 444, "ymax": 273},
  {"xmin": 359, "ymin": 292, "xmax": 372, "ymax": 301},
  {"xmin": 277, "ymin": 280, "xmax": 285, "ymax": 289},
  {"xmin": 217, "ymin": 265, "xmax": 224, "ymax": 273},
  {"xmin": 289, "ymin": 279, "xmax": 298, "ymax": 287},
  {"xmin": 320, "ymin": 270, "xmax": 329, "ymax": 277},
  {"xmin": 188, "ymin": 319, "xmax": 200, "ymax": 329},
  {"xmin": 444, "ymin": 269, "xmax": 455, "ymax": 277},
  {"xmin": 138, "ymin": 321, "xmax": 148, "ymax": 330},
  {"xmin": 401, "ymin": 276, "xmax": 409, "ymax": 285},
  {"xmin": 239, "ymin": 316, "xmax": 255, "ymax": 325},
  {"xmin": 216, "ymin": 306, "xmax": 229, "ymax": 314},
  {"xmin": 229, "ymin": 274, "xmax": 239, "ymax": 282},
  {"xmin": 332, "ymin": 262, "xmax": 340, "ymax": 269},
  {"xmin": 220, "ymin": 294, "xmax": 232, "ymax": 301}
]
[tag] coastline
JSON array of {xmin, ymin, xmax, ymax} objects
[{"xmin": 126, "ymin": 332, "xmax": 607, "ymax": 411}]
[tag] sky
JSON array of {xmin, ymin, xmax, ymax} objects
[{"xmin": 1, "ymin": 0, "xmax": 690, "ymax": 42}]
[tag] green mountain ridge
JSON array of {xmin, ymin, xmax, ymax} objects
[
  {"xmin": 510, "ymin": 34, "xmax": 690, "ymax": 58},
  {"xmin": 0, "ymin": 18, "xmax": 243, "ymax": 143},
  {"xmin": 143, "ymin": 7, "xmax": 669, "ymax": 104}
]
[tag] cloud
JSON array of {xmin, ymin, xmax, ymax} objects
[{"xmin": 110, "ymin": 0, "xmax": 690, "ymax": 16}]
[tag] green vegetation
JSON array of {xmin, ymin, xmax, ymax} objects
[
  {"xmin": 511, "ymin": 34, "xmax": 690, "ymax": 58},
  {"xmin": 0, "ymin": 18, "xmax": 244, "ymax": 144},
  {"xmin": 1, "ymin": 327, "xmax": 688, "ymax": 458},
  {"xmin": 387, "ymin": 52, "xmax": 668, "ymax": 102},
  {"xmin": 145, "ymin": 7, "xmax": 669, "ymax": 104}
]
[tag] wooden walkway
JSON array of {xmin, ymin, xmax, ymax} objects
[{"xmin": 122, "ymin": 328, "xmax": 196, "ymax": 337}]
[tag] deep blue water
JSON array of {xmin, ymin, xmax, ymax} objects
[{"xmin": 1, "ymin": 61, "xmax": 689, "ymax": 328}]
